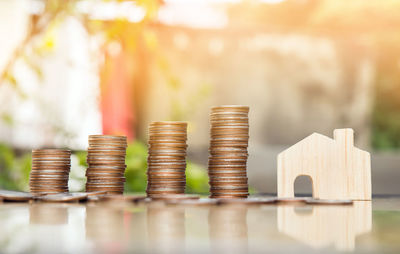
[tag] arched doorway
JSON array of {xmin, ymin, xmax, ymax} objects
[{"xmin": 293, "ymin": 175, "xmax": 313, "ymax": 197}]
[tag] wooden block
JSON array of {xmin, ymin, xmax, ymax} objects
[{"xmin": 277, "ymin": 128, "xmax": 371, "ymax": 200}]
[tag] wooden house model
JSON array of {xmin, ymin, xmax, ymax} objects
[{"xmin": 277, "ymin": 128, "xmax": 371, "ymax": 200}]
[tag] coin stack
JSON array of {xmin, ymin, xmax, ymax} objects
[
  {"xmin": 86, "ymin": 135, "xmax": 127, "ymax": 195},
  {"xmin": 208, "ymin": 105, "xmax": 250, "ymax": 198},
  {"xmin": 146, "ymin": 121, "xmax": 188, "ymax": 198},
  {"xmin": 30, "ymin": 149, "xmax": 71, "ymax": 194}
]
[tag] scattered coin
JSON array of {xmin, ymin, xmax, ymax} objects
[
  {"xmin": 86, "ymin": 135, "xmax": 127, "ymax": 194},
  {"xmin": 146, "ymin": 122, "xmax": 188, "ymax": 198},
  {"xmin": 0, "ymin": 190, "xmax": 35, "ymax": 202},
  {"xmin": 149, "ymin": 194, "xmax": 200, "ymax": 201},
  {"xmin": 36, "ymin": 193, "xmax": 88, "ymax": 202},
  {"xmin": 276, "ymin": 197, "xmax": 311, "ymax": 204},
  {"xmin": 305, "ymin": 199, "xmax": 353, "ymax": 205},
  {"xmin": 217, "ymin": 197, "xmax": 277, "ymax": 205},
  {"xmin": 30, "ymin": 149, "xmax": 71, "ymax": 195}
]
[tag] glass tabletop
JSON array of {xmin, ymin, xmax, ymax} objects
[{"xmin": 0, "ymin": 197, "xmax": 399, "ymax": 253}]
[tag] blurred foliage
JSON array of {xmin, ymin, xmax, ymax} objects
[
  {"xmin": 0, "ymin": 144, "xmax": 31, "ymax": 191},
  {"xmin": 373, "ymin": 211, "xmax": 400, "ymax": 245},
  {"xmin": 371, "ymin": 42, "xmax": 400, "ymax": 150}
]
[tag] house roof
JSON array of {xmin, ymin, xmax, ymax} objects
[{"xmin": 278, "ymin": 132, "xmax": 368, "ymax": 157}]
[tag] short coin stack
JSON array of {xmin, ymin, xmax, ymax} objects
[
  {"xmin": 146, "ymin": 121, "xmax": 188, "ymax": 198},
  {"xmin": 30, "ymin": 149, "xmax": 71, "ymax": 194},
  {"xmin": 86, "ymin": 135, "xmax": 127, "ymax": 195},
  {"xmin": 208, "ymin": 105, "xmax": 250, "ymax": 198}
]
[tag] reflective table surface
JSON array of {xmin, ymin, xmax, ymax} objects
[{"xmin": 0, "ymin": 197, "xmax": 399, "ymax": 253}]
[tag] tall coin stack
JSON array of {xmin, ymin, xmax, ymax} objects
[
  {"xmin": 146, "ymin": 121, "xmax": 188, "ymax": 198},
  {"xmin": 86, "ymin": 135, "xmax": 127, "ymax": 195},
  {"xmin": 30, "ymin": 149, "xmax": 71, "ymax": 194},
  {"xmin": 208, "ymin": 105, "xmax": 250, "ymax": 198}
]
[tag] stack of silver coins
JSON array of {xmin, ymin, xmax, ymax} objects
[
  {"xmin": 30, "ymin": 149, "xmax": 71, "ymax": 194},
  {"xmin": 208, "ymin": 105, "xmax": 250, "ymax": 198},
  {"xmin": 86, "ymin": 135, "xmax": 127, "ymax": 194},
  {"xmin": 146, "ymin": 122, "xmax": 188, "ymax": 198}
]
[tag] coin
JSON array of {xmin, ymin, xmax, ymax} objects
[
  {"xmin": 276, "ymin": 197, "xmax": 310, "ymax": 204},
  {"xmin": 217, "ymin": 197, "xmax": 277, "ymax": 205},
  {"xmin": 36, "ymin": 193, "xmax": 88, "ymax": 202},
  {"xmin": 0, "ymin": 190, "xmax": 34, "ymax": 202},
  {"xmin": 305, "ymin": 199, "xmax": 353, "ymax": 205},
  {"xmin": 149, "ymin": 194, "xmax": 199, "ymax": 200}
]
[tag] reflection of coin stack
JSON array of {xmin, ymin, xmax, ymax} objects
[
  {"xmin": 85, "ymin": 205, "xmax": 124, "ymax": 242},
  {"xmin": 209, "ymin": 206, "xmax": 248, "ymax": 253},
  {"xmin": 147, "ymin": 206, "xmax": 186, "ymax": 254},
  {"xmin": 208, "ymin": 106, "xmax": 250, "ymax": 198},
  {"xmin": 30, "ymin": 149, "xmax": 71, "ymax": 194},
  {"xmin": 146, "ymin": 122, "xmax": 188, "ymax": 198},
  {"xmin": 86, "ymin": 135, "xmax": 127, "ymax": 194},
  {"xmin": 29, "ymin": 203, "xmax": 68, "ymax": 225}
]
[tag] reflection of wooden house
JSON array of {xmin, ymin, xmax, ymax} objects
[
  {"xmin": 277, "ymin": 128, "xmax": 371, "ymax": 200},
  {"xmin": 277, "ymin": 202, "xmax": 372, "ymax": 251}
]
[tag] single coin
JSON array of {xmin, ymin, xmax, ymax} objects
[
  {"xmin": 87, "ymin": 164, "xmax": 127, "ymax": 169},
  {"xmin": 86, "ymin": 161, "xmax": 126, "ymax": 166},
  {"xmin": 146, "ymin": 190, "xmax": 185, "ymax": 195},
  {"xmin": 147, "ymin": 181, "xmax": 186, "ymax": 186},
  {"xmin": 305, "ymin": 199, "xmax": 353, "ymax": 205},
  {"xmin": 149, "ymin": 138, "xmax": 187, "ymax": 143},
  {"xmin": 211, "ymin": 105, "xmax": 249, "ymax": 111},
  {"xmin": 210, "ymin": 184, "xmax": 249, "ymax": 189},
  {"xmin": 147, "ymin": 162, "xmax": 186, "ymax": 166},
  {"xmin": 208, "ymin": 163, "xmax": 247, "ymax": 168},
  {"xmin": 149, "ymin": 194, "xmax": 199, "ymax": 200},
  {"xmin": 88, "ymin": 141, "xmax": 127, "ymax": 146},
  {"xmin": 86, "ymin": 173, "xmax": 125, "ymax": 178},
  {"xmin": 88, "ymin": 146, "xmax": 127, "ymax": 150},
  {"xmin": 32, "ymin": 149, "xmax": 71, "ymax": 153},
  {"xmin": 89, "ymin": 134, "xmax": 127, "ymax": 139},
  {"xmin": 210, "ymin": 116, "xmax": 249, "ymax": 121},
  {"xmin": 87, "ymin": 153, "xmax": 126, "ymax": 158},
  {"xmin": 86, "ymin": 180, "xmax": 126, "ymax": 184},
  {"xmin": 209, "ymin": 182, "xmax": 249, "ymax": 187},
  {"xmin": 0, "ymin": 190, "xmax": 34, "ymax": 201},
  {"xmin": 217, "ymin": 197, "xmax": 277, "ymax": 205},
  {"xmin": 85, "ymin": 185, "xmax": 124, "ymax": 189},
  {"xmin": 150, "ymin": 121, "xmax": 187, "ymax": 126},
  {"xmin": 88, "ymin": 142, "xmax": 127, "ymax": 146},
  {"xmin": 208, "ymin": 159, "xmax": 248, "ymax": 164},
  {"xmin": 276, "ymin": 197, "xmax": 310, "ymax": 204},
  {"xmin": 37, "ymin": 193, "xmax": 88, "ymax": 202},
  {"xmin": 29, "ymin": 185, "xmax": 68, "ymax": 189},
  {"xmin": 31, "ymin": 157, "xmax": 70, "ymax": 162},
  {"xmin": 30, "ymin": 171, "xmax": 69, "ymax": 175},
  {"xmin": 147, "ymin": 158, "xmax": 187, "ymax": 163},
  {"xmin": 88, "ymin": 148, "xmax": 126, "ymax": 152}
]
